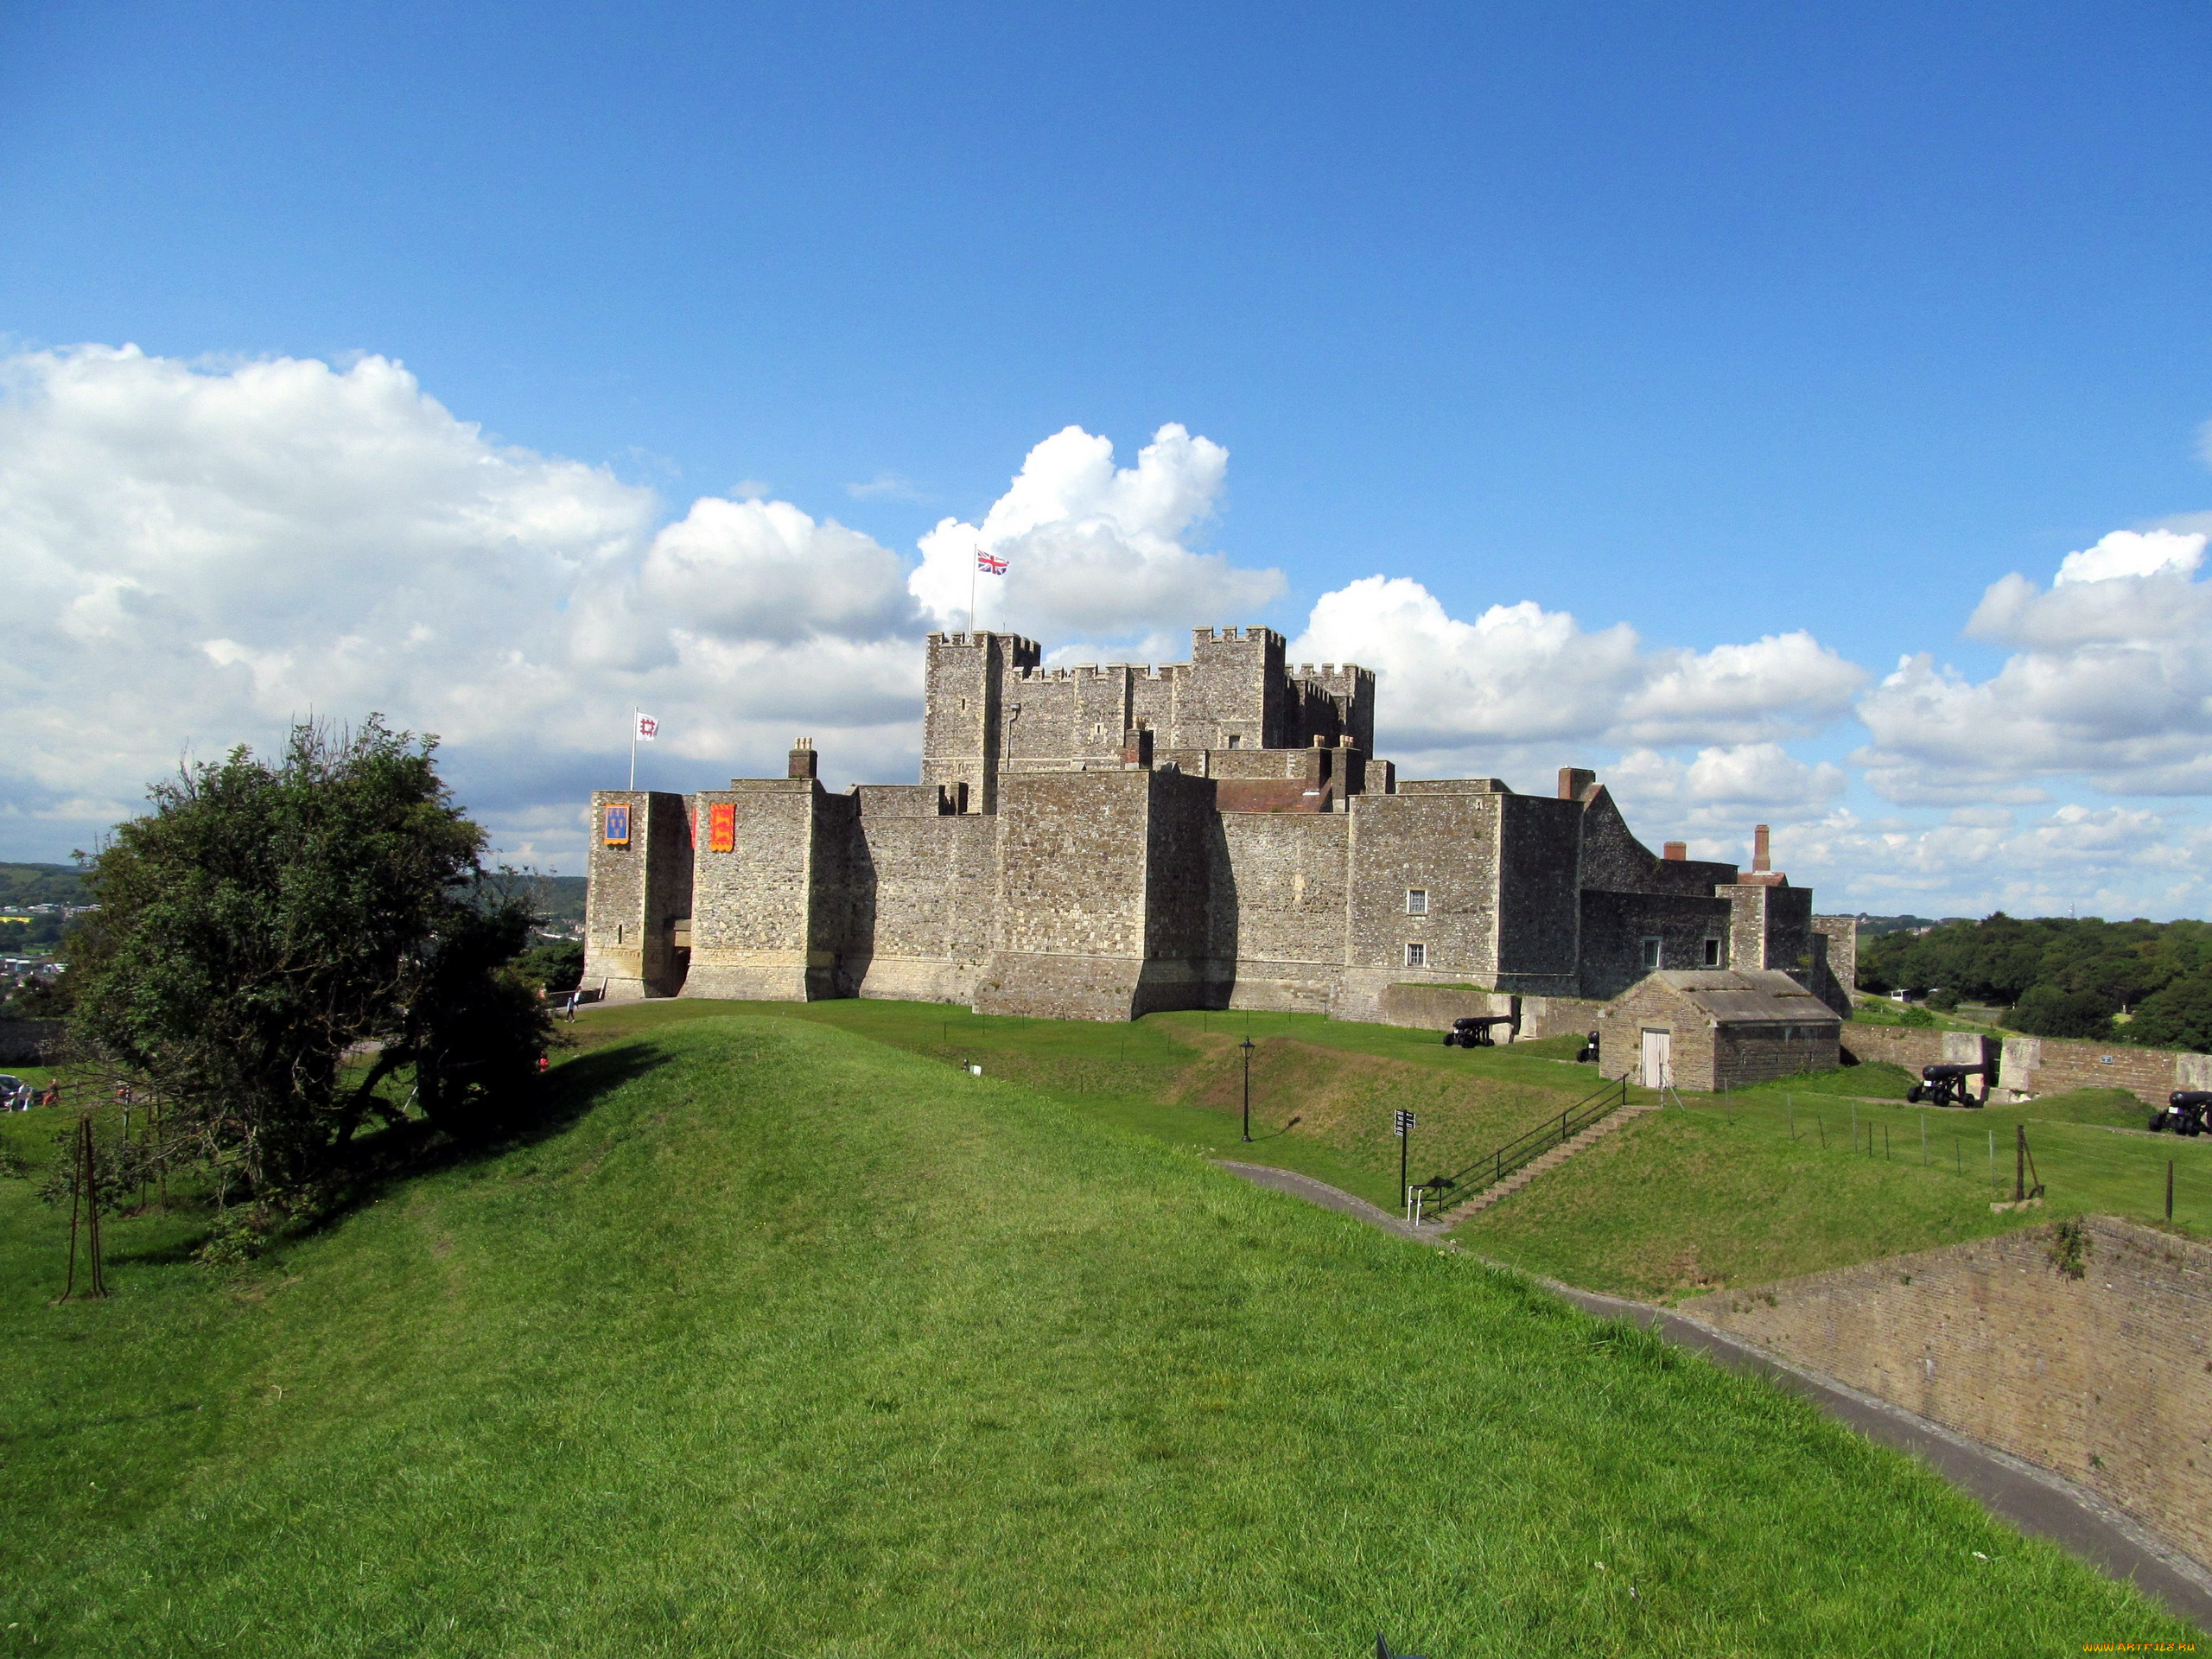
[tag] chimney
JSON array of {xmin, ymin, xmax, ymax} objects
[
  {"xmin": 788, "ymin": 738, "xmax": 817, "ymax": 780},
  {"xmin": 1558, "ymin": 767, "xmax": 1596, "ymax": 801},
  {"xmin": 1662, "ymin": 841, "xmax": 1687, "ymax": 861},
  {"xmin": 1753, "ymin": 823, "xmax": 1770, "ymax": 873}
]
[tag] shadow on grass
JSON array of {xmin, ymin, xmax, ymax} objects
[{"xmin": 312, "ymin": 1042, "xmax": 671, "ymax": 1225}]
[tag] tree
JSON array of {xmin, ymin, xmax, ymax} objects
[
  {"xmin": 68, "ymin": 718, "xmax": 549, "ymax": 1205},
  {"xmin": 514, "ymin": 938, "xmax": 584, "ymax": 995},
  {"xmin": 2007, "ymin": 984, "xmax": 2113, "ymax": 1042},
  {"xmin": 2129, "ymin": 972, "xmax": 2212, "ymax": 1053}
]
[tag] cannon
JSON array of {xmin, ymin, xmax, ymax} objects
[
  {"xmin": 1575, "ymin": 1031, "xmax": 1600, "ymax": 1065},
  {"xmin": 1442, "ymin": 1015, "xmax": 1516, "ymax": 1049},
  {"xmin": 1906, "ymin": 1062, "xmax": 1986, "ymax": 1108},
  {"xmin": 2150, "ymin": 1091, "xmax": 2210, "ymax": 1136}
]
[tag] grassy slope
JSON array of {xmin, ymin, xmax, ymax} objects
[
  {"xmin": 551, "ymin": 1001, "xmax": 2212, "ymax": 1301},
  {"xmin": 0, "ymin": 1017, "xmax": 2185, "ymax": 1656},
  {"xmin": 559, "ymin": 1000, "xmax": 1608, "ymax": 1217},
  {"xmin": 1458, "ymin": 1078, "xmax": 2212, "ymax": 1299}
]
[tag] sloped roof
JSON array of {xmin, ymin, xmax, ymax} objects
[{"xmin": 1636, "ymin": 969, "xmax": 1842, "ymax": 1027}]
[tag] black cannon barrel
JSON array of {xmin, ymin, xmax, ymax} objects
[
  {"xmin": 1921, "ymin": 1063, "xmax": 1987, "ymax": 1081},
  {"xmin": 2170, "ymin": 1090, "xmax": 2212, "ymax": 1109}
]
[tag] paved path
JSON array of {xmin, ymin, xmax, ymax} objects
[{"xmin": 1214, "ymin": 1158, "xmax": 2212, "ymax": 1632}]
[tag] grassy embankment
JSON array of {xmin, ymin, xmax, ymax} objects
[
  {"xmin": 550, "ymin": 1001, "xmax": 2212, "ymax": 1297},
  {"xmin": 16, "ymin": 997, "xmax": 2207, "ymax": 1309},
  {"xmin": 0, "ymin": 1015, "xmax": 2190, "ymax": 1655},
  {"xmin": 1458, "ymin": 1061, "xmax": 2212, "ymax": 1299}
]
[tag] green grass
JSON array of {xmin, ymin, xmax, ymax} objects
[
  {"xmin": 0, "ymin": 1016, "xmax": 2186, "ymax": 1654},
  {"xmin": 1459, "ymin": 1077, "xmax": 2212, "ymax": 1300},
  {"xmin": 559, "ymin": 999, "xmax": 1606, "ymax": 1215}
]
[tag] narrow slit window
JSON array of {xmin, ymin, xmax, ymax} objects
[
  {"xmin": 1406, "ymin": 888, "xmax": 1428, "ymax": 916},
  {"xmin": 1640, "ymin": 937, "xmax": 1662, "ymax": 969},
  {"xmin": 1703, "ymin": 936, "xmax": 1721, "ymax": 966},
  {"xmin": 1404, "ymin": 942, "xmax": 1427, "ymax": 968}
]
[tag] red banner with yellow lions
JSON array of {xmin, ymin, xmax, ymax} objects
[{"xmin": 708, "ymin": 802, "xmax": 736, "ymax": 853}]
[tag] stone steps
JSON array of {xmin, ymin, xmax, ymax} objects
[{"xmin": 1453, "ymin": 1097, "xmax": 1663, "ymax": 1216}]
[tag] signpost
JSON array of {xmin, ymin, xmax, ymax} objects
[{"xmin": 1394, "ymin": 1109, "xmax": 1416, "ymax": 1220}]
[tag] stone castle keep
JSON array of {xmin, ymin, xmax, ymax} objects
[{"xmin": 582, "ymin": 626, "xmax": 1849, "ymax": 1023}]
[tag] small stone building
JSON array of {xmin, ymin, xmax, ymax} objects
[{"xmin": 1599, "ymin": 969, "xmax": 1841, "ymax": 1091}]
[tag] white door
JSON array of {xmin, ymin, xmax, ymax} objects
[{"xmin": 1640, "ymin": 1028, "xmax": 1672, "ymax": 1090}]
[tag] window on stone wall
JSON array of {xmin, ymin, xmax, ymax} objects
[
  {"xmin": 1703, "ymin": 936, "xmax": 1721, "ymax": 966},
  {"xmin": 1406, "ymin": 888, "xmax": 1428, "ymax": 915},
  {"xmin": 1226, "ymin": 734, "xmax": 1241, "ymax": 748},
  {"xmin": 1640, "ymin": 937, "xmax": 1662, "ymax": 969},
  {"xmin": 1404, "ymin": 942, "xmax": 1427, "ymax": 968}
]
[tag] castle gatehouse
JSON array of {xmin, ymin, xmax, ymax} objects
[{"xmin": 582, "ymin": 626, "xmax": 1850, "ymax": 1024}]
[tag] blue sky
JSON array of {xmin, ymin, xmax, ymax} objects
[{"xmin": 5, "ymin": 1, "xmax": 2211, "ymax": 914}]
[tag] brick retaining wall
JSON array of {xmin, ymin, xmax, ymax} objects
[{"xmin": 1684, "ymin": 1217, "xmax": 2212, "ymax": 1570}]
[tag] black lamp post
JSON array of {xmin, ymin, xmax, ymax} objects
[{"xmin": 1239, "ymin": 1035, "xmax": 1256, "ymax": 1141}]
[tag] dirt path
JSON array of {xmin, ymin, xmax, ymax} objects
[{"xmin": 1214, "ymin": 1159, "xmax": 2212, "ymax": 1632}]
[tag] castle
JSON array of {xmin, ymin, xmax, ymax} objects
[{"xmin": 582, "ymin": 626, "xmax": 1852, "ymax": 1026}]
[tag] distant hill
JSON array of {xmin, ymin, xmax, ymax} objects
[
  {"xmin": 0, "ymin": 862, "xmax": 87, "ymax": 909},
  {"xmin": 531, "ymin": 874, "xmax": 586, "ymax": 923}
]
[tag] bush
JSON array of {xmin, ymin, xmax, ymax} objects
[
  {"xmin": 2129, "ymin": 971, "xmax": 2212, "ymax": 1052},
  {"xmin": 2009, "ymin": 985, "xmax": 2113, "ymax": 1042}
]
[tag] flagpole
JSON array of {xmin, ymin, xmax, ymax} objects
[
  {"xmin": 629, "ymin": 707, "xmax": 638, "ymax": 791},
  {"xmin": 970, "ymin": 556, "xmax": 978, "ymax": 637}
]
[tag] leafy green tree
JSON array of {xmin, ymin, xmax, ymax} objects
[
  {"xmin": 2128, "ymin": 972, "xmax": 2212, "ymax": 1052},
  {"xmin": 514, "ymin": 938, "xmax": 585, "ymax": 995},
  {"xmin": 2007, "ymin": 984, "xmax": 2113, "ymax": 1042},
  {"xmin": 68, "ymin": 718, "xmax": 549, "ymax": 1204}
]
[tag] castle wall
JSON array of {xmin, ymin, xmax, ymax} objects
[
  {"xmin": 973, "ymin": 771, "xmax": 1160, "ymax": 1020},
  {"xmin": 1492, "ymin": 793, "xmax": 1583, "ymax": 993},
  {"xmin": 1217, "ymin": 811, "xmax": 1350, "ymax": 1011},
  {"xmin": 1334, "ymin": 790, "xmax": 1504, "ymax": 1021},
  {"xmin": 582, "ymin": 791, "xmax": 693, "ymax": 1001},
  {"xmin": 683, "ymin": 781, "xmax": 821, "ymax": 1001},
  {"xmin": 1726, "ymin": 881, "xmax": 1815, "ymax": 976},
  {"xmin": 922, "ymin": 632, "xmax": 1035, "ymax": 813},
  {"xmin": 1577, "ymin": 889, "xmax": 1734, "ymax": 1001},
  {"xmin": 847, "ymin": 809, "xmax": 999, "ymax": 1006},
  {"xmin": 1185, "ymin": 626, "xmax": 1286, "ymax": 751},
  {"xmin": 1001, "ymin": 664, "xmax": 1131, "ymax": 770}
]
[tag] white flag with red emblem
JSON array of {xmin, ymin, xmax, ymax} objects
[{"xmin": 635, "ymin": 713, "xmax": 659, "ymax": 741}]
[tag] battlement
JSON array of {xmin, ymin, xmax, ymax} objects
[{"xmin": 1192, "ymin": 626, "xmax": 1284, "ymax": 647}]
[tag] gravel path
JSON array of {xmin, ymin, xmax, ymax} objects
[{"xmin": 1213, "ymin": 1157, "xmax": 2212, "ymax": 1631}]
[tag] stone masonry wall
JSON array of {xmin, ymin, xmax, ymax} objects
[
  {"xmin": 1334, "ymin": 790, "xmax": 1503, "ymax": 1023},
  {"xmin": 1578, "ymin": 889, "xmax": 1733, "ymax": 1001},
  {"xmin": 1217, "ymin": 811, "xmax": 1348, "ymax": 1012},
  {"xmin": 847, "ymin": 810, "xmax": 997, "ymax": 1006},
  {"xmin": 582, "ymin": 791, "xmax": 692, "ymax": 1001},
  {"xmin": 1491, "ymin": 793, "xmax": 1584, "ymax": 993},
  {"xmin": 1999, "ymin": 1035, "xmax": 2196, "ymax": 1107},
  {"xmin": 683, "ymin": 782, "xmax": 817, "ymax": 1001},
  {"xmin": 1597, "ymin": 977, "xmax": 1717, "ymax": 1090},
  {"xmin": 975, "ymin": 771, "xmax": 1155, "ymax": 1020},
  {"xmin": 1839, "ymin": 1025, "xmax": 1996, "ymax": 1076},
  {"xmin": 1685, "ymin": 1217, "xmax": 2212, "ymax": 1571}
]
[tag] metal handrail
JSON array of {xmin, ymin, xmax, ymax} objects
[{"xmin": 1428, "ymin": 1076, "xmax": 1632, "ymax": 1212}]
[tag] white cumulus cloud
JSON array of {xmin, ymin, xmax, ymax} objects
[
  {"xmin": 908, "ymin": 423, "xmax": 1283, "ymax": 648},
  {"xmin": 0, "ymin": 345, "xmax": 927, "ymax": 868},
  {"xmin": 1857, "ymin": 526, "xmax": 2212, "ymax": 802},
  {"xmin": 1290, "ymin": 575, "xmax": 1866, "ymax": 762}
]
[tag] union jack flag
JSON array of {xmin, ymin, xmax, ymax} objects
[{"xmin": 975, "ymin": 549, "xmax": 1008, "ymax": 575}]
